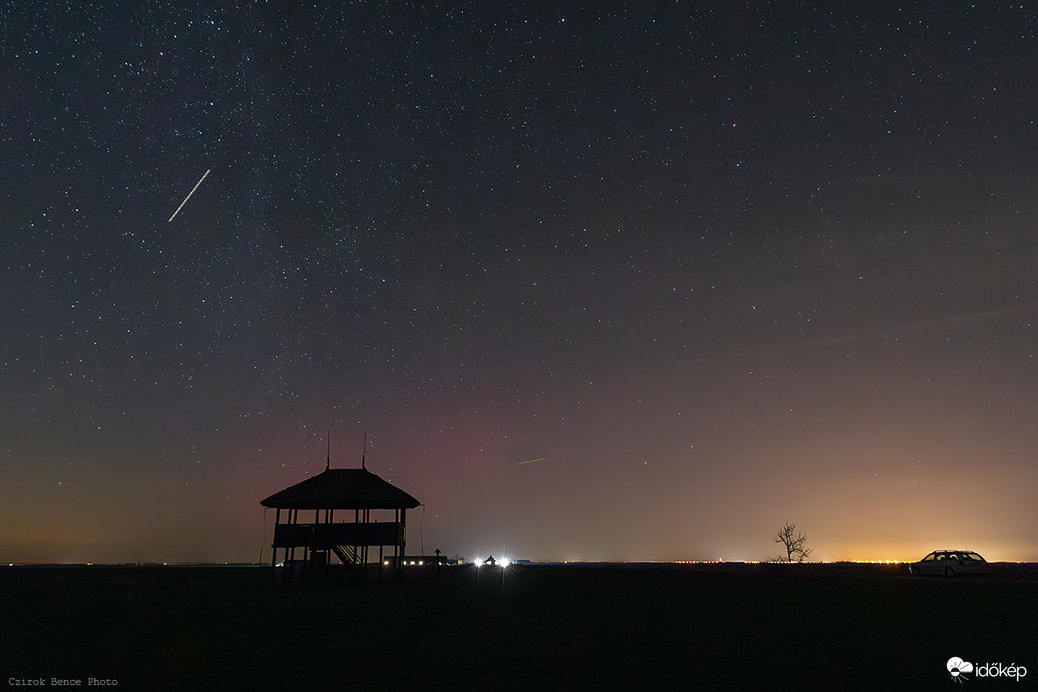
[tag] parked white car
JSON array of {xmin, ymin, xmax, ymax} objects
[{"xmin": 909, "ymin": 550, "xmax": 989, "ymax": 577}]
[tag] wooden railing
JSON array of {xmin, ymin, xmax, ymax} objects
[{"xmin": 272, "ymin": 522, "xmax": 403, "ymax": 548}]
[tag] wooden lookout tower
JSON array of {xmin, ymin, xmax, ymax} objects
[{"xmin": 261, "ymin": 464, "xmax": 420, "ymax": 578}]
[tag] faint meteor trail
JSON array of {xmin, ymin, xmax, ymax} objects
[
  {"xmin": 686, "ymin": 301, "xmax": 1038, "ymax": 367},
  {"xmin": 168, "ymin": 169, "xmax": 211, "ymax": 222},
  {"xmin": 913, "ymin": 120, "xmax": 929, "ymax": 179},
  {"xmin": 517, "ymin": 458, "xmax": 544, "ymax": 465}
]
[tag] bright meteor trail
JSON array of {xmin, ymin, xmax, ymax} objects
[
  {"xmin": 517, "ymin": 458, "xmax": 545, "ymax": 465},
  {"xmin": 168, "ymin": 169, "xmax": 211, "ymax": 222}
]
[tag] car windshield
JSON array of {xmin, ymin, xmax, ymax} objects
[{"xmin": 964, "ymin": 552, "xmax": 986, "ymax": 562}]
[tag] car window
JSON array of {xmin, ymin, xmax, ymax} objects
[
  {"xmin": 966, "ymin": 552, "xmax": 985, "ymax": 562},
  {"xmin": 923, "ymin": 554, "xmax": 935, "ymax": 561}
]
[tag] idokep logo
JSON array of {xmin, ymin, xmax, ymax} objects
[
  {"xmin": 947, "ymin": 657, "xmax": 973, "ymax": 682},
  {"xmin": 947, "ymin": 656, "xmax": 1028, "ymax": 683}
]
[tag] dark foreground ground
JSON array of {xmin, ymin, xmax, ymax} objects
[{"xmin": 1, "ymin": 562, "xmax": 1036, "ymax": 690}]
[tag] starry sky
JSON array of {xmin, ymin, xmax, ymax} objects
[{"xmin": 3, "ymin": 2, "xmax": 1037, "ymax": 564}]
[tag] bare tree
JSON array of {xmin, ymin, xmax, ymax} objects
[{"xmin": 773, "ymin": 521, "xmax": 813, "ymax": 562}]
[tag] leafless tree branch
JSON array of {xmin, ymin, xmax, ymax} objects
[{"xmin": 773, "ymin": 521, "xmax": 813, "ymax": 562}]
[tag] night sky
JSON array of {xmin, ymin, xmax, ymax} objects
[{"xmin": 3, "ymin": 2, "xmax": 1037, "ymax": 564}]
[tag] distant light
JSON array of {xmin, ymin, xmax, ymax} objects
[
  {"xmin": 499, "ymin": 557, "xmax": 511, "ymax": 568},
  {"xmin": 473, "ymin": 556, "xmax": 482, "ymax": 567},
  {"xmin": 418, "ymin": 560, "xmax": 424, "ymax": 566},
  {"xmin": 383, "ymin": 561, "xmax": 390, "ymax": 566}
]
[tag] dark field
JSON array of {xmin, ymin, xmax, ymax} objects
[{"xmin": 2, "ymin": 563, "xmax": 1036, "ymax": 690}]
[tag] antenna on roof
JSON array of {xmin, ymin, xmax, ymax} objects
[
  {"xmin": 326, "ymin": 431, "xmax": 330, "ymax": 471},
  {"xmin": 362, "ymin": 430, "xmax": 368, "ymax": 470}
]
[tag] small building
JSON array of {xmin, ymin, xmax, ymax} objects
[{"xmin": 261, "ymin": 466, "xmax": 420, "ymax": 578}]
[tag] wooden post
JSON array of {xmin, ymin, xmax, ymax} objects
[
  {"xmin": 399, "ymin": 508, "xmax": 407, "ymax": 578},
  {"xmin": 272, "ymin": 508, "xmax": 281, "ymax": 570},
  {"xmin": 363, "ymin": 509, "xmax": 370, "ymax": 564}
]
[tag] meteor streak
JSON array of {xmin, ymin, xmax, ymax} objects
[
  {"xmin": 168, "ymin": 169, "xmax": 211, "ymax": 222},
  {"xmin": 517, "ymin": 458, "xmax": 544, "ymax": 465}
]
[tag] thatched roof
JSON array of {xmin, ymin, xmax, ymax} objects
[{"xmin": 260, "ymin": 468, "xmax": 421, "ymax": 510}]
